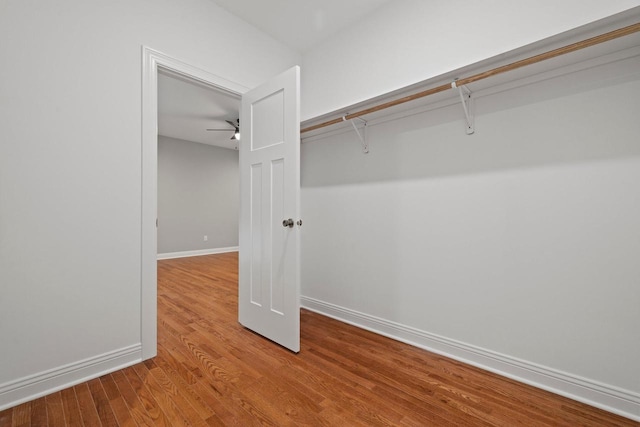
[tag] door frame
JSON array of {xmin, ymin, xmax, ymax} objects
[{"xmin": 141, "ymin": 46, "xmax": 248, "ymax": 360}]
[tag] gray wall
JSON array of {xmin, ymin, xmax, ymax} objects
[
  {"xmin": 0, "ymin": 0, "xmax": 299, "ymax": 410},
  {"xmin": 300, "ymin": 53, "xmax": 640, "ymax": 402},
  {"xmin": 300, "ymin": 1, "xmax": 640, "ymax": 120},
  {"xmin": 158, "ymin": 136, "xmax": 239, "ymax": 254}
]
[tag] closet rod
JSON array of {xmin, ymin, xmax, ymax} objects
[{"xmin": 301, "ymin": 21, "xmax": 640, "ymax": 134}]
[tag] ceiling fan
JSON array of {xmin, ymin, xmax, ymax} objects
[{"xmin": 207, "ymin": 119, "xmax": 240, "ymax": 140}]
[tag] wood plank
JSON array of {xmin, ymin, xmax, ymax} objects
[
  {"xmin": 74, "ymin": 382, "xmax": 102, "ymax": 427},
  {"xmin": 0, "ymin": 408, "xmax": 13, "ymax": 427},
  {"xmin": 107, "ymin": 395, "xmax": 137, "ymax": 427},
  {"xmin": 30, "ymin": 397, "xmax": 48, "ymax": 426},
  {"xmin": 87, "ymin": 378, "xmax": 119, "ymax": 426},
  {"xmin": 10, "ymin": 401, "xmax": 30, "ymax": 427},
  {"xmin": 99, "ymin": 374, "xmax": 122, "ymax": 401},
  {"xmin": 99, "ymin": 375, "xmax": 138, "ymax": 427},
  {"xmin": 186, "ymin": 373, "xmax": 260, "ymax": 426},
  {"xmin": 131, "ymin": 362, "xmax": 193, "ymax": 427},
  {"xmin": 60, "ymin": 387, "xmax": 83, "ymax": 426},
  {"xmin": 238, "ymin": 375, "xmax": 322, "ymax": 426},
  {"xmin": 111, "ymin": 370, "xmax": 157, "ymax": 427},
  {"xmin": 122, "ymin": 366, "xmax": 172, "ymax": 427},
  {"xmin": 153, "ymin": 346, "xmax": 215, "ymax": 420},
  {"xmin": 2, "ymin": 252, "xmax": 637, "ymax": 426},
  {"xmin": 144, "ymin": 358, "xmax": 211, "ymax": 427},
  {"xmin": 45, "ymin": 392, "xmax": 67, "ymax": 427}
]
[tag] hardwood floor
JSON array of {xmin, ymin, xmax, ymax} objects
[{"xmin": 1, "ymin": 252, "xmax": 636, "ymax": 426}]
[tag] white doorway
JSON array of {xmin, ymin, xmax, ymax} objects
[
  {"xmin": 141, "ymin": 47, "xmax": 248, "ymax": 360},
  {"xmin": 141, "ymin": 47, "xmax": 301, "ymax": 359}
]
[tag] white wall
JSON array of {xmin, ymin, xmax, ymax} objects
[
  {"xmin": 301, "ymin": 0, "xmax": 640, "ymax": 120},
  {"xmin": 300, "ymin": 53, "xmax": 640, "ymax": 417},
  {"xmin": 158, "ymin": 136, "xmax": 239, "ymax": 255},
  {"xmin": 0, "ymin": 0, "xmax": 298, "ymax": 409}
]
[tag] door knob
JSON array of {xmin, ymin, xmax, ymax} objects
[{"xmin": 282, "ymin": 218, "xmax": 294, "ymax": 228}]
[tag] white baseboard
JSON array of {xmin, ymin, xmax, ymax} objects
[
  {"xmin": 157, "ymin": 246, "xmax": 239, "ymax": 260},
  {"xmin": 301, "ymin": 296, "xmax": 640, "ymax": 422},
  {"xmin": 0, "ymin": 344, "xmax": 141, "ymax": 411}
]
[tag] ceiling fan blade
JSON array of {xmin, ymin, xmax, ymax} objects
[
  {"xmin": 225, "ymin": 120, "xmax": 239, "ymax": 129},
  {"xmin": 230, "ymin": 134, "xmax": 236, "ymax": 140},
  {"xmin": 206, "ymin": 128, "xmax": 232, "ymax": 131}
]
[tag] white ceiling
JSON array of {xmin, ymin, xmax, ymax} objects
[
  {"xmin": 209, "ymin": 0, "xmax": 395, "ymax": 52},
  {"xmin": 158, "ymin": 72, "xmax": 241, "ymax": 150},
  {"xmin": 159, "ymin": 1, "xmax": 395, "ymax": 149}
]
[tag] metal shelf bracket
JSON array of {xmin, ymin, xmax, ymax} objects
[
  {"xmin": 451, "ymin": 81, "xmax": 474, "ymax": 135},
  {"xmin": 343, "ymin": 115, "xmax": 369, "ymax": 153}
]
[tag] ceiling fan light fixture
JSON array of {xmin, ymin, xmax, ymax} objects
[{"xmin": 206, "ymin": 118, "xmax": 239, "ymax": 142}]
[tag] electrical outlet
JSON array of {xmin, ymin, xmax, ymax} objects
[{"xmin": 203, "ymin": 235, "xmax": 208, "ymax": 241}]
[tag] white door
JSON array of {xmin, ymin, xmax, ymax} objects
[{"xmin": 238, "ymin": 66, "xmax": 301, "ymax": 352}]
